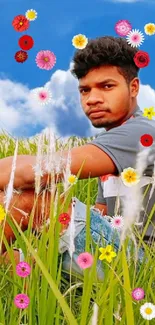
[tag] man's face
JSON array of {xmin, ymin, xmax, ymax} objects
[{"xmin": 78, "ymin": 65, "xmax": 139, "ymax": 130}]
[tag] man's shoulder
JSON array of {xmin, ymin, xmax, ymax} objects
[
  {"xmin": 121, "ymin": 115, "xmax": 155, "ymax": 140},
  {"xmin": 95, "ymin": 116, "xmax": 155, "ymax": 139}
]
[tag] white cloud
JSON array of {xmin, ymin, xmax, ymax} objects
[
  {"xmin": 138, "ymin": 83, "xmax": 155, "ymax": 108},
  {"xmin": 0, "ymin": 65, "xmax": 155, "ymax": 141}
]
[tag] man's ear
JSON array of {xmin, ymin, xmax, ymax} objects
[{"xmin": 130, "ymin": 78, "xmax": 139, "ymax": 98}]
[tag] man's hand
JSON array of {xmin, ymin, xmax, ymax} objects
[
  {"xmin": 0, "ymin": 188, "xmax": 52, "ymax": 253},
  {"xmin": 0, "ymin": 155, "xmax": 37, "ymax": 190}
]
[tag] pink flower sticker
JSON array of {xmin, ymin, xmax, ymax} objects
[
  {"xmin": 16, "ymin": 261, "xmax": 31, "ymax": 278},
  {"xmin": 35, "ymin": 50, "xmax": 56, "ymax": 70},
  {"xmin": 110, "ymin": 215, "xmax": 124, "ymax": 230},
  {"xmin": 77, "ymin": 252, "xmax": 94, "ymax": 269},
  {"xmin": 132, "ymin": 287, "xmax": 145, "ymax": 301},
  {"xmin": 14, "ymin": 293, "xmax": 30, "ymax": 309},
  {"xmin": 115, "ymin": 20, "xmax": 132, "ymax": 37}
]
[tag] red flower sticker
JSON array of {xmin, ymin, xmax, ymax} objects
[
  {"xmin": 58, "ymin": 213, "xmax": 71, "ymax": 225},
  {"xmin": 15, "ymin": 50, "xmax": 28, "ymax": 63},
  {"xmin": 12, "ymin": 15, "xmax": 30, "ymax": 32},
  {"xmin": 140, "ymin": 134, "xmax": 153, "ymax": 147},
  {"xmin": 134, "ymin": 51, "xmax": 150, "ymax": 68},
  {"xmin": 18, "ymin": 35, "xmax": 34, "ymax": 51}
]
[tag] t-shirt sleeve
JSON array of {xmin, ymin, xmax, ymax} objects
[
  {"xmin": 95, "ymin": 177, "xmax": 107, "ymax": 204},
  {"xmin": 87, "ymin": 121, "xmax": 155, "ymax": 174}
]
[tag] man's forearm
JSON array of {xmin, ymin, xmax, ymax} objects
[
  {"xmin": 0, "ymin": 151, "xmax": 68, "ymax": 191},
  {"xmin": 0, "ymin": 155, "xmax": 37, "ymax": 190}
]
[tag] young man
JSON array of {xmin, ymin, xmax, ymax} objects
[{"xmin": 0, "ymin": 36, "xmax": 155, "ymax": 276}]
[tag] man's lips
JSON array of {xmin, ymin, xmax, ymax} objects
[{"xmin": 89, "ymin": 110, "xmax": 107, "ymax": 118}]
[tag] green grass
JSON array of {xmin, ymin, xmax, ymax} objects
[{"xmin": 0, "ymin": 131, "xmax": 155, "ymax": 325}]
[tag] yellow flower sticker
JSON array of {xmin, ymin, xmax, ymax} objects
[
  {"xmin": 121, "ymin": 167, "xmax": 140, "ymax": 187},
  {"xmin": 72, "ymin": 34, "xmax": 88, "ymax": 49},
  {"xmin": 144, "ymin": 23, "xmax": 155, "ymax": 36},
  {"xmin": 99, "ymin": 245, "xmax": 117, "ymax": 263},
  {"xmin": 25, "ymin": 9, "xmax": 38, "ymax": 21},
  {"xmin": 143, "ymin": 107, "xmax": 155, "ymax": 120},
  {"xmin": 67, "ymin": 174, "xmax": 78, "ymax": 185}
]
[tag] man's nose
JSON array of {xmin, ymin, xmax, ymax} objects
[{"xmin": 86, "ymin": 89, "xmax": 104, "ymax": 105}]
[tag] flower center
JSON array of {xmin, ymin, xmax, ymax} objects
[
  {"xmin": 132, "ymin": 35, "xmax": 139, "ymax": 41},
  {"xmin": 29, "ymin": 13, "xmax": 35, "ymax": 19},
  {"xmin": 139, "ymin": 56, "xmax": 145, "ymax": 62},
  {"xmin": 19, "ymin": 54, "xmax": 24, "ymax": 59},
  {"xmin": 106, "ymin": 252, "xmax": 110, "ymax": 256},
  {"xmin": 78, "ymin": 39, "xmax": 83, "ymax": 45},
  {"xmin": 20, "ymin": 299, "xmax": 24, "ymax": 303},
  {"xmin": 44, "ymin": 57, "xmax": 49, "ymax": 62},
  {"xmin": 19, "ymin": 21, "xmax": 23, "ymax": 26},
  {"xmin": 40, "ymin": 93, "xmax": 46, "ymax": 99},
  {"xmin": 145, "ymin": 307, "xmax": 152, "ymax": 315},
  {"xmin": 21, "ymin": 267, "xmax": 26, "ymax": 271}
]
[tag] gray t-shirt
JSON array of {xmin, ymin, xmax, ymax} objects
[{"xmin": 88, "ymin": 105, "xmax": 155, "ymax": 243}]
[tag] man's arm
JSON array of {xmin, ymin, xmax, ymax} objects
[
  {"xmin": 0, "ymin": 155, "xmax": 37, "ymax": 190},
  {"xmin": 94, "ymin": 203, "xmax": 107, "ymax": 216},
  {"xmin": 0, "ymin": 144, "xmax": 118, "ymax": 190}
]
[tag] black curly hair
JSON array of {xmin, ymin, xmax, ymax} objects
[{"xmin": 70, "ymin": 36, "xmax": 140, "ymax": 85}]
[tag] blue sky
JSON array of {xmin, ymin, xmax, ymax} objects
[{"xmin": 0, "ymin": 0, "xmax": 155, "ymax": 140}]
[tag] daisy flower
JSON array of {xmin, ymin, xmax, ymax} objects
[
  {"xmin": 132, "ymin": 288, "xmax": 145, "ymax": 301},
  {"xmin": 31, "ymin": 87, "xmax": 52, "ymax": 105},
  {"xmin": 16, "ymin": 262, "xmax": 31, "ymax": 278},
  {"xmin": 126, "ymin": 29, "xmax": 145, "ymax": 47},
  {"xmin": 144, "ymin": 23, "xmax": 155, "ymax": 36},
  {"xmin": 77, "ymin": 252, "xmax": 94, "ymax": 269},
  {"xmin": 67, "ymin": 174, "xmax": 78, "ymax": 185},
  {"xmin": 115, "ymin": 20, "xmax": 132, "ymax": 37},
  {"xmin": 12, "ymin": 15, "xmax": 30, "ymax": 32},
  {"xmin": 14, "ymin": 293, "xmax": 30, "ymax": 309},
  {"xmin": 99, "ymin": 245, "xmax": 117, "ymax": 263},
  {"xmin": 18, "ymin": 35, "xmax": 34, "ymax": 51},
  {"xmin": 35, "ymin": 50, "xmax": 56, "ymax": 70},
  {"xmin": 140, "ymin": 302, "xmax": 155, "ymax": 320},
  {"xmin": 121, "ymin": 167, "xmax": 140, "ymax": 187},
  {"xmin": 143, "ymin": 107, "xmax": 155, "ymax": 120},
  {"xmin": 25, "ymin": 9, "xmax": 38, "ymax": 21},
  {"xmin": 110, "ymin": 215, "xmax": 124, "ymax": 230},
  {"xmin": 0, "ymin": 204, "xmax": 6, "ymax": 223},
  {"xmin": 72, "ymin": 34, "xmax": 88, "ymax": 49},
  {"xmin": 14, "ymin": 50, "xmax": 28, "ymax": 63}
]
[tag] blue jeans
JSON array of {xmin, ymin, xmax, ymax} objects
[{"xmin": 59, "ymin": 197, "xmax": 144, "ymax": 280}]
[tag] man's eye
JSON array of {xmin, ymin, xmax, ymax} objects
[
  {"xmin": 103, "ymin": 84, "xmax": 114, "ymax": 89},
  {"xmin": 80, "ymin": 89, "xmax": 89, "ymax": 93}
]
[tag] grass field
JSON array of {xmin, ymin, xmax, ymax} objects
[{"xmin": 0, "ymin": 130, "xmax": 155, "ymax": 325}]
